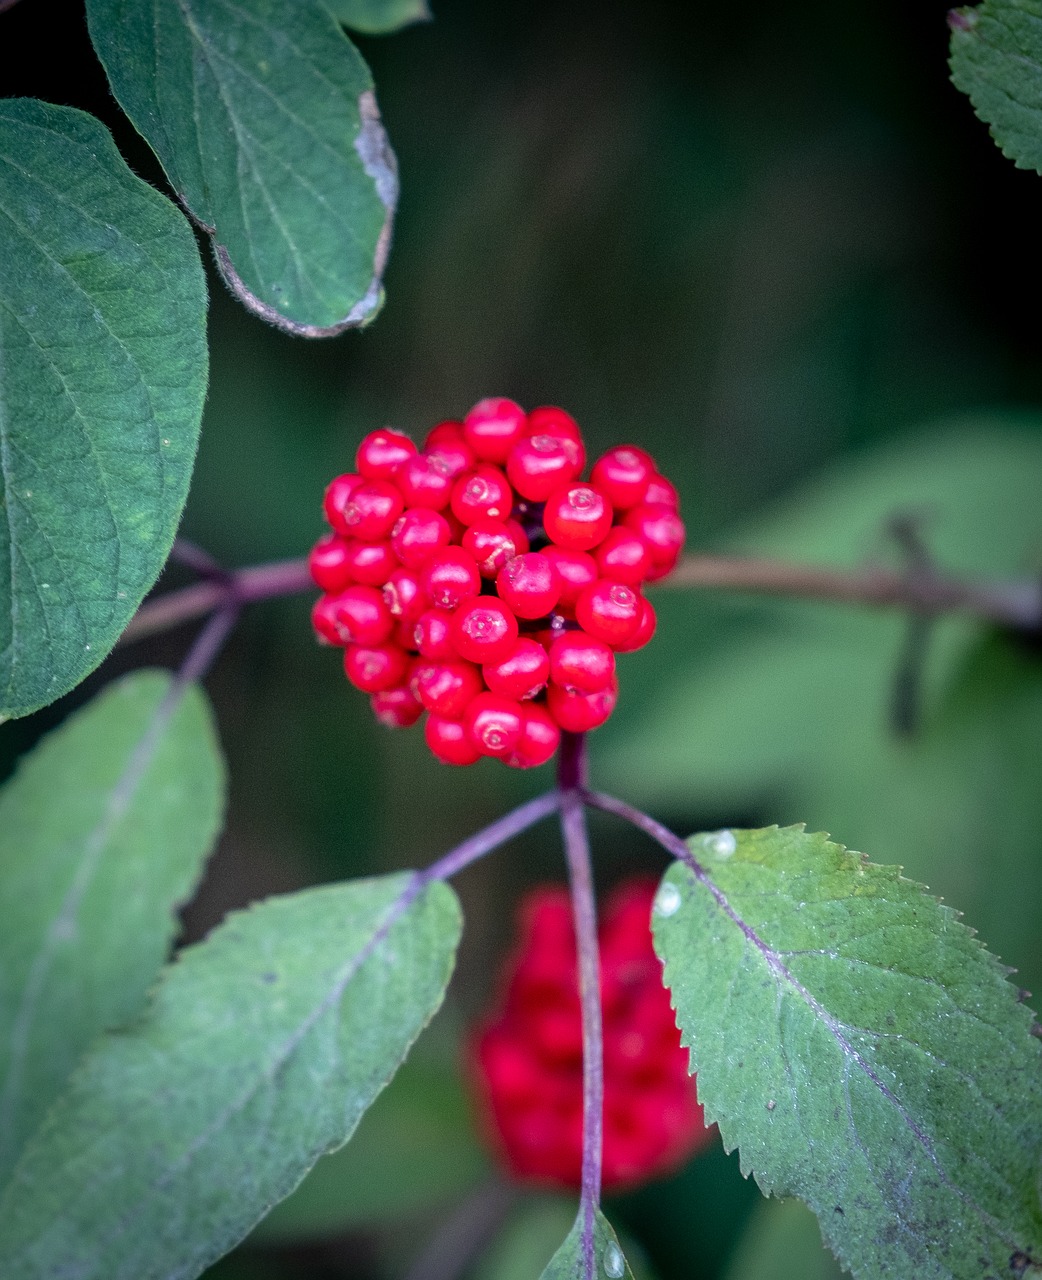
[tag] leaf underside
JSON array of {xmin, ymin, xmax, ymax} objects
[
  {"xmin": 86, "ymin": 0, "xmax": 398, "ymax": 334},
  {"xmin": 0, "ymin": 671, "xmax": 224, "ymax": 1188},
  {"xmin": 653, "ymin": 825, "xmax": 1042, "ymax": 1280},
  {"xmin": 0, "ymin": 99, "xmax": 208, "ymax": 718},
  {"xmin": 0, "ymin": 873, "xmax": 461, "ymax": 1280},
  {"xmin": 950, "ymin": 0, "xmax": 1042, "ymax": 173},
  {"xmin": 539, "ymin": 1205, "xmax": 635, "ymax": 1280}
]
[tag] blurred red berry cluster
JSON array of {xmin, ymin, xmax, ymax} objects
[
  {"xmin": 310, "ymin": 398, "xmax": 685, "ymax": 767},
  {"xmin": 469, "ymin": 879, "xmax": 712, "ymax": 1191}
]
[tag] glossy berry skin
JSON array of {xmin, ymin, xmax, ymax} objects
[
  {"xmin": 548, "ymin": 632, "xmax": 615, "ymax": 694},
  {"xmin": 356, "ymin": 429, "xmax": 416, "ymax": 479},
  {"xmin": 483, "ymin": 637, "xmax": 551, "ymax": 701},
  {"xmin": 543, "ymin": 484, "xmax": 613, "ymax": 551},
  {"xmin": 574, "ymin": 580, "xmax": 643, "ymax": 647},
  {"xmin": 469, "ymin": 880, "xmax": 711, "ymax": 1190},
  {"xmin": 312, "ymin": 399, "xmax": 685, "ymax": 764},
  {"xmin": 425, "ymin": 714, "xmax": 482, "ymax": 766},
  {"xmin": 450, "ymin": 598, "xmax": 519, "ymax": 664},
  {"xmin": 464, "ymin": 397, "xmax": 528, "ymax": 463},
  {"xmin": 496, "ymin": 553, "xmax": 562, "ymax": 620}
]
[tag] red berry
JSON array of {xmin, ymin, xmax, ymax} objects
[
  {"xmin": 548, "ymin": 632, "xmax": 616, "ymax": 693},
  {"xmin": 356, "ymin": 428, "xmax": 417, "ymax": 479},
  {"xmin": 506, "ymin": 434, "xmax": 582, "ymax": 502},
  {"xmin": 542, "ymin": 548, "xmax": 599, "ymax": 613},
  {"xmin": 420, "ymin": 547, "xmax": 481, "ymax": 610},
  {"xmin": 370, "ymin": 684, "xmax": 423, "ymax": 728},
  {"xmin": 344, "ymin": 642, "xmax": 410, "ymax": 693},
  {"xmin": 496, "ymin": 553, "xmax": 562, "ymax": 620},
  {"xmin": 462, "ymin": 517, "xmax": 525, "ymax": 577},
  {"xmin": 590, "ymin": 446, "xmax": 655, "ymax": 510},
  {"xmin": 543, "ymin": 483, "xmax": 613, "ymax": 551},
  {"xmin": 413, "ymin": 608, "xmax": 457, "ymax": 660},
  {"xmin": 504, "ymin": 704, "xmax": 561, "ymax": 769},
  {"xmin": 313, "ymin": 585, "xmax": 394, "ymax": 647},
  {"xmin": 623, "ymin": 504, "xmax": 685, "ymax": 575},
  {"xmin": 341, "ymin": 538, "xmax": 397, "ymax": 586},
  {"xmin": 424, "ymin": 419, "xmax": 465, "ymax": 449},
  {"xmin": 464, "ymin": 397, "xmax": 528, "ymax": 463},
  {"xmin": 482, "ymin": 637, "xmax": 551, "ymax": 701},
  {"xmin": 411, "ymin": 659, "xmax": 484, "ymax": 717},
  {"xmin": 643, "ymin": 473, "xmax": 679, "ymax": 508},
  {"xmin": 450, "ymin": 464, "xmax": 514, "ymax": 526},
  {"xmin": 575, "ymin": 580, "xmax": 643, "ymax": 647},
  {"xmin": 546, "ymin": 680, "xmax": 617, "ymax": 732},
  {"xmin": 396, "ymin": 452, "xmax": 455, "ymax": 509},
  {"xmin": 525, "ymin": 406, "xmax": 585, "ymax": 469},
  {"xmin": 425, "ymin": 714, "xmax": 482, "ymax": 766},
  {"xmin": 450, "ymin": 597, "xmax": 519, "ymax": 664},
  {"xmin": 382, "ymin": 567, "xmax": 426, "ymax": 623},
  {"xmin": 391, "ymin": 508, "xmax": 452, "ymax": 568},
  {"xmin": 323, "ymin": 472, "xmax": 364, "ymax": 534},
  {"xmin": 308, "ymin": 534, "xmax": 355, "ymax": 593},
  {"xmin": 594, "ymin": 527, "xmax": 652, "ymax": 586},
  {"xmin": 340, "ymin": 479, "xmax": 404, "ymax": 541},
  {"xmin": 464, "ymin": 692, "xmax": 525, "ymax": 758},
  {"xmin": 613, "ymin": 597, "xmax": 657, "ymax": 652}
]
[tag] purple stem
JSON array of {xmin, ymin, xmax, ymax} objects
[
  {"xmin": 169, "ymin": 538, "xmax": 231, "ymax": 582},
  {"xmin": 559, "ymin": 733, "xmax": 603, "ymax": 1280},
  {"xmin": 581, "ymin": 788, "xmax": 704, "ymax": 874},
  {"xmin": 419, "ymin": 790, "xmax": 561, "ymax": 885}
]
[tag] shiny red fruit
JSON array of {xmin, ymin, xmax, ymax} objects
[
  {"xmin": 496, "ymin": 552, "xmax": 562, "ymax": 620},
  {"xmin": 482, "ymin": 637, "xmax": 551, "ymax": 701},
  {"xmin": 464, "ymin": 397, "xmax": 528, "ymax": 463},
  {"xmin": 370, "ymin": 684, "xmax": 423, "ymax": 728},
  {"xmin": 543, "ymin": 483, "xmax": 613, "ymax": 551},
  {"xmin": 548, "ymin": 632, "xmax": 616, "ymax": 693},
  {"xmin": 356, "ymin": 428, "xmax": 417, "ymax": 479},
  {"xmin": 545, "ymin": 681, "xmax": 617, "ymax": 732},
  {"xmin": 391, "ymin": 508, "xmax": 452, "ymax": 569},
  {"xmin": 343, "ymin": 642, "xmax": 410, "ymax": 693},
  {"xmin": 574, "ymin": 580, "xmax": 643, "ymax": 647},
  {"xmin": 506, "ymin": 434, "xmax": 583, "ymax": 502},
  {"xmin": 589, "ymin": 445, "xmax": 655, "ymax": 510},
  {"xmin": 451, "ymin": 464, "xmax": 514, "ymax": 526},
  {"xmin": 425, "ymin": 714, "xmax": 482, "ymax": 766},
  {"xmin": 308, "ymin": 534, "xmax": 355, "ymax": 594},
  {"xmin": 420, "ymin": 547, "xmax": 481, "ymax": 611},
  {"xmin": 464, "ymin": 692, "xmax": 525, "ymax": 758},
  {"xmin": 450, "ymin": 597, "xmax": 519, "ymax": 664},
  {"xmin": 323, "ymin": 472, "xmax": 364, "ymax": 535},
  {"xmin": 504, "ymin": 704, "xmax": 560, "ymax": 769}
]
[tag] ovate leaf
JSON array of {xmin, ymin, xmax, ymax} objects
[
  {"xmin": 950, "ymin": 1, "xmax": 1042, "ymax": 174},
  {"xmin": 0, "ymin": 873, "xmax": 461, "ymax": 1280},
  {"xmin": 86, "ymin": 0, "xmax": 397, "ymax": 334},
  {"xmin": 652, "ymin": 826, "xmax": 1042, "ymax": 1280},
  {"xmin": 330, "ymin": 0, "xmax": 431, "ymax": 35},
  {"xmin": 0, "ymin": 100, "xmax": 207, "ymax": 718},
  {"xmin": 540, "ymin": 1206, "xmax": 634, "ymax": 1280},
  {"xmin": 0, "ymin": 671, "xmax": 223, "ymax": 1187}
]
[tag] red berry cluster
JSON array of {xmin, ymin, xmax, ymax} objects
[
  {"xmin": 469, "ymin": 879, "xmax": 712, "ymax": 1191},
  {"xmin": 310, "ymin": 398, "xmax": 685, "ymax": 768}
]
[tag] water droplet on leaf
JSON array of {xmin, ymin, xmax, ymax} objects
[
  {"xmin": 603, "ymin": 1242, "xmax": 625, "ymax": 1278},
  {"xmin": 654, "ymin": 882, "xmax": 681, "ymax": 917}
]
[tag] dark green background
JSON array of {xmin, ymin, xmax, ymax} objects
[{"xmin": 2, "ymin": 1, "xmax": 1040, "ymax": 1277}]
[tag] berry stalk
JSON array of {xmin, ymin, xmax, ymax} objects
[{"xmin": 558, "ymin": 733, "xmax": 605, "ymax": 1279}]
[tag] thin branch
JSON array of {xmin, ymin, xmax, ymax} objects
[
  {"xmin": 661, "ymin": 553, "xmax": 1042, "ymax": 631},
  {"xmin": 402, "ymin": 1177, "xmax": 518, "ymax": 1280},
  {"xmin": 559, "ymin": 733, "xmax": 603, "ymax": 1280},
  {"xmin": 420, "ymin": 790, "xmax": 561, "ymax": 885}
]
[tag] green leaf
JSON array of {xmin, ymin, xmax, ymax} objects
[
  {"xmin": 723, "ymin": 1198, "xmax": 848, "ymax": 1280},
  {"xmin": 0, "ymin": 872, "xmax": 461, "ymax": 1280},
  {"xmin": 950, "ymin": 1, "xmax": 1042, "ymax": 174},
  {"xmin": 0, "ymin": 670, "xmax": 224, "ymax": 1187},
  {"xmin": 0, "ymin": 100, "xmax": 208, "ymax": 719},
  {"xmin": 86, "ymin": 0, "xmax": 397, "ymax": 335},
  {"xmin": 539, "ymin": 1206, "xmax": 634, "ymax": 1280},
  {"xmin": 652, "ymin": 826, "xmax": 1042, "ymax": 1280},
  {"xmin": 330, "ymin": 0, "xmax": 431, "ymax": 36},
  {"xmin": 476, "ymin": 1198, "xmax": 655, "ymax": 1280}
]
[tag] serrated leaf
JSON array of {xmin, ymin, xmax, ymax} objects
[
  {"xmin": 0, "ymin": 100, "xmax": 207, "ymax": 718},
  {"xmin": 0, "ymin": 670, "xmax": 224, "ymax": 1187},
  {"xmin": 950, "ymin": 1, "xmax": 1042, "ymax": 174},
  {"xmin": 86, "ymin": 0, "xmax": 397, "ymax": 335},
  {"xmin": 652, "ymin": 826, "xmax": 1042, "ymax": 1280},
  {"xmin": 0, "ymin": 872, "xmax": 461, "ymax": 1280},
  {"xmin": 330, "ymin": 0, "xmax": 430, "ymax": 35},
  {"xmin": 540, "ymin": 1205, "xmax": 634, "ymax": 1280}
]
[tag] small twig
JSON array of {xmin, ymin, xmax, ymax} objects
[
  {"xmin": 662, "ymin": 553, "xmax": 1042, "ymax": 631},
  {"xmin": 169, "ymin": 538, "xmax": 231, "ymax": 582},
  {"xmin": 402, "ymin": 1177, "xmax": 518, "ymax": 1280},
  {"xmin": 558, "ymin": 733, "xmax": 603, "ymax": 1280},
  {"xmin": 420, "ymin": 790, "xmax": 561, "ymax": 885}
]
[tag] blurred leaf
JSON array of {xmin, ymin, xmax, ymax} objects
[
  {"xmin": 950, "ymin": 1, "xmax": 1042, "ymax": 174},
  {"xmin": 0, "ymin": 874, "xmax": 461, "ymax": 1280},
  {"xmin": 0, "ymin": 100, "xmax": 207, "ymax": 718},
  {"xmin": 86, "ymin": 0, "xmax": 397, "ymax": 334},
  {"xmin": 722, "ymin": 1198, "xmax": 847, "ymax": 1280},
  {"xmin": 540, "ymin": 1205, "xmax": 634, "ymax": 1280},
  {"xmin": 330, "ymin": 0, "xmax": 431, "ymax": 35},
  {"xmin": 478, "ymin": 1198, "xmax": 655, "ymax": 1280},
  {"xmin": 0, "ymin": 671, "xmax": 223, "ymax": 1186},
  {"xmin": 253, "ymin": 1040, "xmax": 488, "ymax": 1237},
  {"xmin": 653, "ymin": 826, "xmax": 1042, "ymax": 1279},
  {"xmin": 599, "ymin": 423, "xmax": 1042, "ymax": 991}
]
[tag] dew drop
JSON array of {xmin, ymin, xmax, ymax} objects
[
  {"xmin": 654, "ymin": 882, "xmax": 681, "ymax": 917},
  {"xmin": 709, "ymin": 830, "xmax": 736, "ymax": 857},
  {"xmin": 602, "ymin": 1242, "xmax": 625, "ymax": 1279}
]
